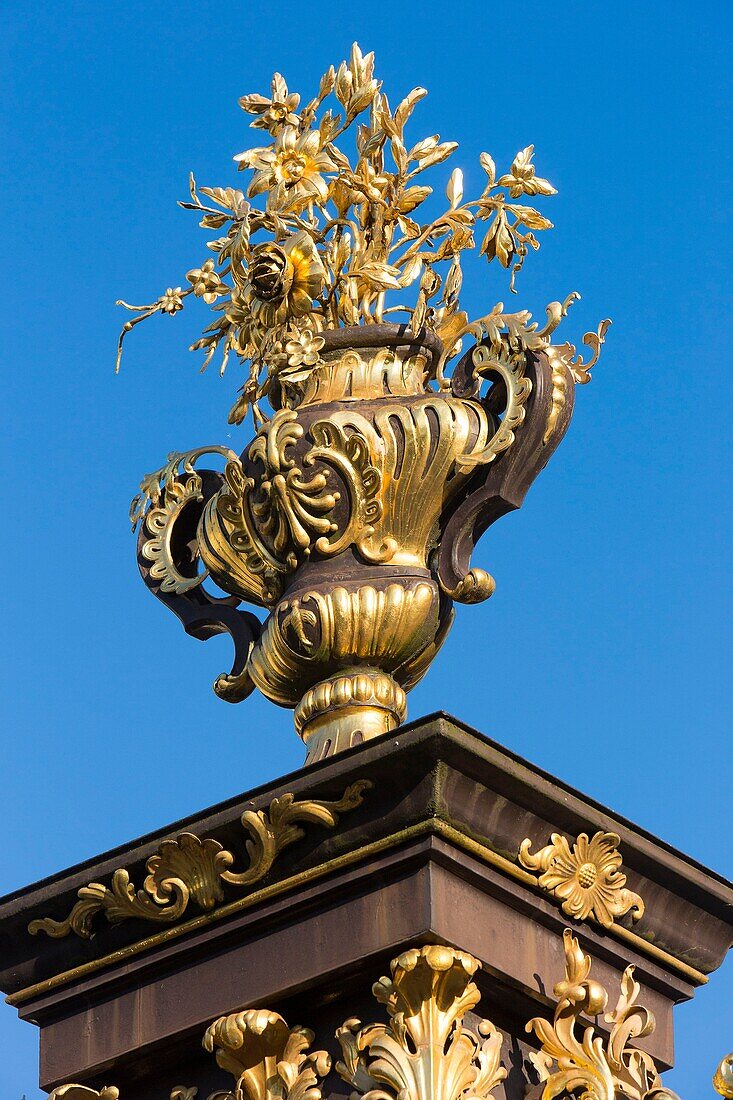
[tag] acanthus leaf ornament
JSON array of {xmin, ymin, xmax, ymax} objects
[
  {"xmin": 45, "ymin": 937, "xmax": 703, "ymax": 1100},
  {"xmin": 120, "ymin": 46, "xmax": 609, "ymax": 758},
  {"xmin": 335, "ymin": 944, "xmax": 506, "ymax": 1100},
  {"xmin": 28, "ymin": 781, "xmax": 370, "ymax": 939},
  {"xmin": 203, "ymin": 1010, "xmax": 331, "ymax": 1100},
  {"xmin": 525, "ymin": 929, "xmax": 681, "ymax": 1100},
  {"xmin": 518, "ymin": 831, "xmax": 645, "ymax": 929},
  {"xmin": 248, "ymin": 409, "xmax": 340, "ymax": 564}
]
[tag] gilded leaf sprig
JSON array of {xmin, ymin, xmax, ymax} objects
[
  {"xmin": 29, "ymin": 781, "xmax": 370, "ymax": 939},
  {"xmin": 115, "ymin": 44, "xmax": 608, "ymax": 426}
]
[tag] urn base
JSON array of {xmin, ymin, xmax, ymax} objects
[{"xmin": 296, "ymin": 668, "xmax": 406, "ymax": 763}]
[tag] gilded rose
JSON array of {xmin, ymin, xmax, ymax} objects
[
  {"xmin": 243, "ymin": 232, "xmax": 326, "ymax": 328},
  {"xmin": 248, "ymin": 243, "xmax": 293, "ymax": 303}
]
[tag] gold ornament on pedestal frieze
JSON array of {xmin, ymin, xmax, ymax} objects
[
  {"xmin": 519, "ymin": 830, "xmax": 645, "ymax": 928},
  {"xmin": 336, "ymin": 944, "xmax": 506, "ymax": 1100},
  {"xmin": 525, "ymin": 929, "xmax": 680, "ymax": 1100},
  {"xmin": 29, "ymin": 781, "xmax": 370, "ymax": 939}
]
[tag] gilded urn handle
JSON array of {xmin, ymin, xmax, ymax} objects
[
  {"xmin": 132, "ymin": 452, "xmax": 262, "ymax": 703},
  {"xmin": 437, "ymin": 344, "xmax": 575, "ymax": 602}
]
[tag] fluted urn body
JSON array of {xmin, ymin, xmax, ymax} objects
[
  {"xmin": 197, "ymin": 326, "xmax": 501, "ymax": 759},
  {"xmin": 135, "ymin": 316, "xmax": 577, "ymax": 760}
]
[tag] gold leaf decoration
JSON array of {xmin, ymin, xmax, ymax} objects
[
  {"xmin": 335, "ymin": 944, "xmax": 506, "ymax": 1100},
  {"xmin": 203, "ymin": 1009, "xmax": 331, "ymax": 1100},
  {"xmin": 48, "ymin": 1088, "xmax": 119, "ymax": 1100},
  {"xmin": 714, "ymin": 1055, "xmax": 733, "ymax": 1098},
  {"xmin": 29, "ymin": 781, "xmax": 370, "ymax": 939},
  {"xmin": 525, "ymin": 928, "xmax": 681, "ymax": 1099},
  {"xmin": 170, "ymin": 1088, "xmax": 230, "ymax": 1100},
  {"xmin": 518, "ymin": 830, "xmax": 645, "ymax": 928}
]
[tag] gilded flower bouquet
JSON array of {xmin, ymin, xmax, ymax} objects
[{"xmin": 116, "ymin": 44, "xmax": 606, "ymax": 425}]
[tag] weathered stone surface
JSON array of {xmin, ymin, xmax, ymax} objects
[{"xmin": 0, "ymin": 714, "xmax": 730, "ymax": 1094}]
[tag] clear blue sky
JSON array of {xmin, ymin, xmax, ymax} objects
[{"xmin": 1, "ymin": 1, "xmax": 731, "ymax": 1095}]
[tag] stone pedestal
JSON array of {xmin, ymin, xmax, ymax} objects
[{"xmin": 1, "ymin": 714, "xmax": 731, "ymax": 1098}]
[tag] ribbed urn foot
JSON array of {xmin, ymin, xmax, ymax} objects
[
  {"xmin": 244, "ymin": 575, "xmax": 447, "ymax": 760},
  {"xmin": 296, "ymin": 669, "xmax": 406, "ymax": 763}
]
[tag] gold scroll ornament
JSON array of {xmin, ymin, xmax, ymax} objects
[
  {"xmin": 526, "ymin": 928, "xmax": 680, "ymax": 1099},
  {"xmin": 29, "ymin": 781, "xmax": 370, "ymax": 939}
]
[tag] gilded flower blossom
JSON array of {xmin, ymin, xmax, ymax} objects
[
  {"xmin": 497, "ymin": 144, "xmax": 557, "ymax": 198},
  {"xmin": 158, "ymin": 287, "xmax": 184, "ymax": 314},
  {"xmin": 239, "ymin": 72, "xmax": 301, "ymax": 133},
  {"xmin": 243, "ymin": 232, "xmax": 326, "ymax": 328},
  {"xmin": 519, "ymin": 831, "xmax": 645, "ymax": 928},
  {"xmin": 239, "ymin": 127, "xmax": 337, "ymax": 212},
  {"xmin": 185, "ymin": 259, "xmax": 227, "ymax": 304},
  {"xmin": 284, "ymin": 329, "xmax": 324, "ymax": 368}
]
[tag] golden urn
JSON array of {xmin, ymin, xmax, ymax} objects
[{"xmin": 123, "ymin": 46, "xmax": 607, "ymax": 760}]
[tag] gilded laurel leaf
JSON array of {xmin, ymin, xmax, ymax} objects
[{"xmin": 29, "ymin": 781, "xmax": 370, "ymax": 939}]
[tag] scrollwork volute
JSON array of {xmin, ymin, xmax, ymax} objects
[
  {"xmin": 29, "ymin": 781, "xmax": 370, "ymax": 939},
  {"xmin": 526, "ymin": 929, "xmax": 681, "ymax": 1100}
]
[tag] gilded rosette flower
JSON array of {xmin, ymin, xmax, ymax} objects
[
  {"xmin": 243, "ymin": 232, "xmax": 326, "ymax": 328},
  {"xmin": 186, "ymin": 259, "xmax": 227, "ymax": 304},
  {"xmin": 241, "ymin": 126, "xmax": 337, "ymax": 211},
  {"xmin": 158, "ymin": 287, "xmax": 184, "ymax": 314},
  {"xmin": 284, "ymin": 329, "xmax": 324, "ymax": 369},
  {"xmin": 519, "ymin": 831, "xmax": 645, "ymax": 928}
]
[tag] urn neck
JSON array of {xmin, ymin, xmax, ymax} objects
[{"xmin": 298, "ymin": 344, "xmax": 429, "ymax": 405}]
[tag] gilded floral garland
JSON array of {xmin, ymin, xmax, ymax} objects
[{"xmin": 29, "ymin": 781, "xmax": 370, "ymax": 940}]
